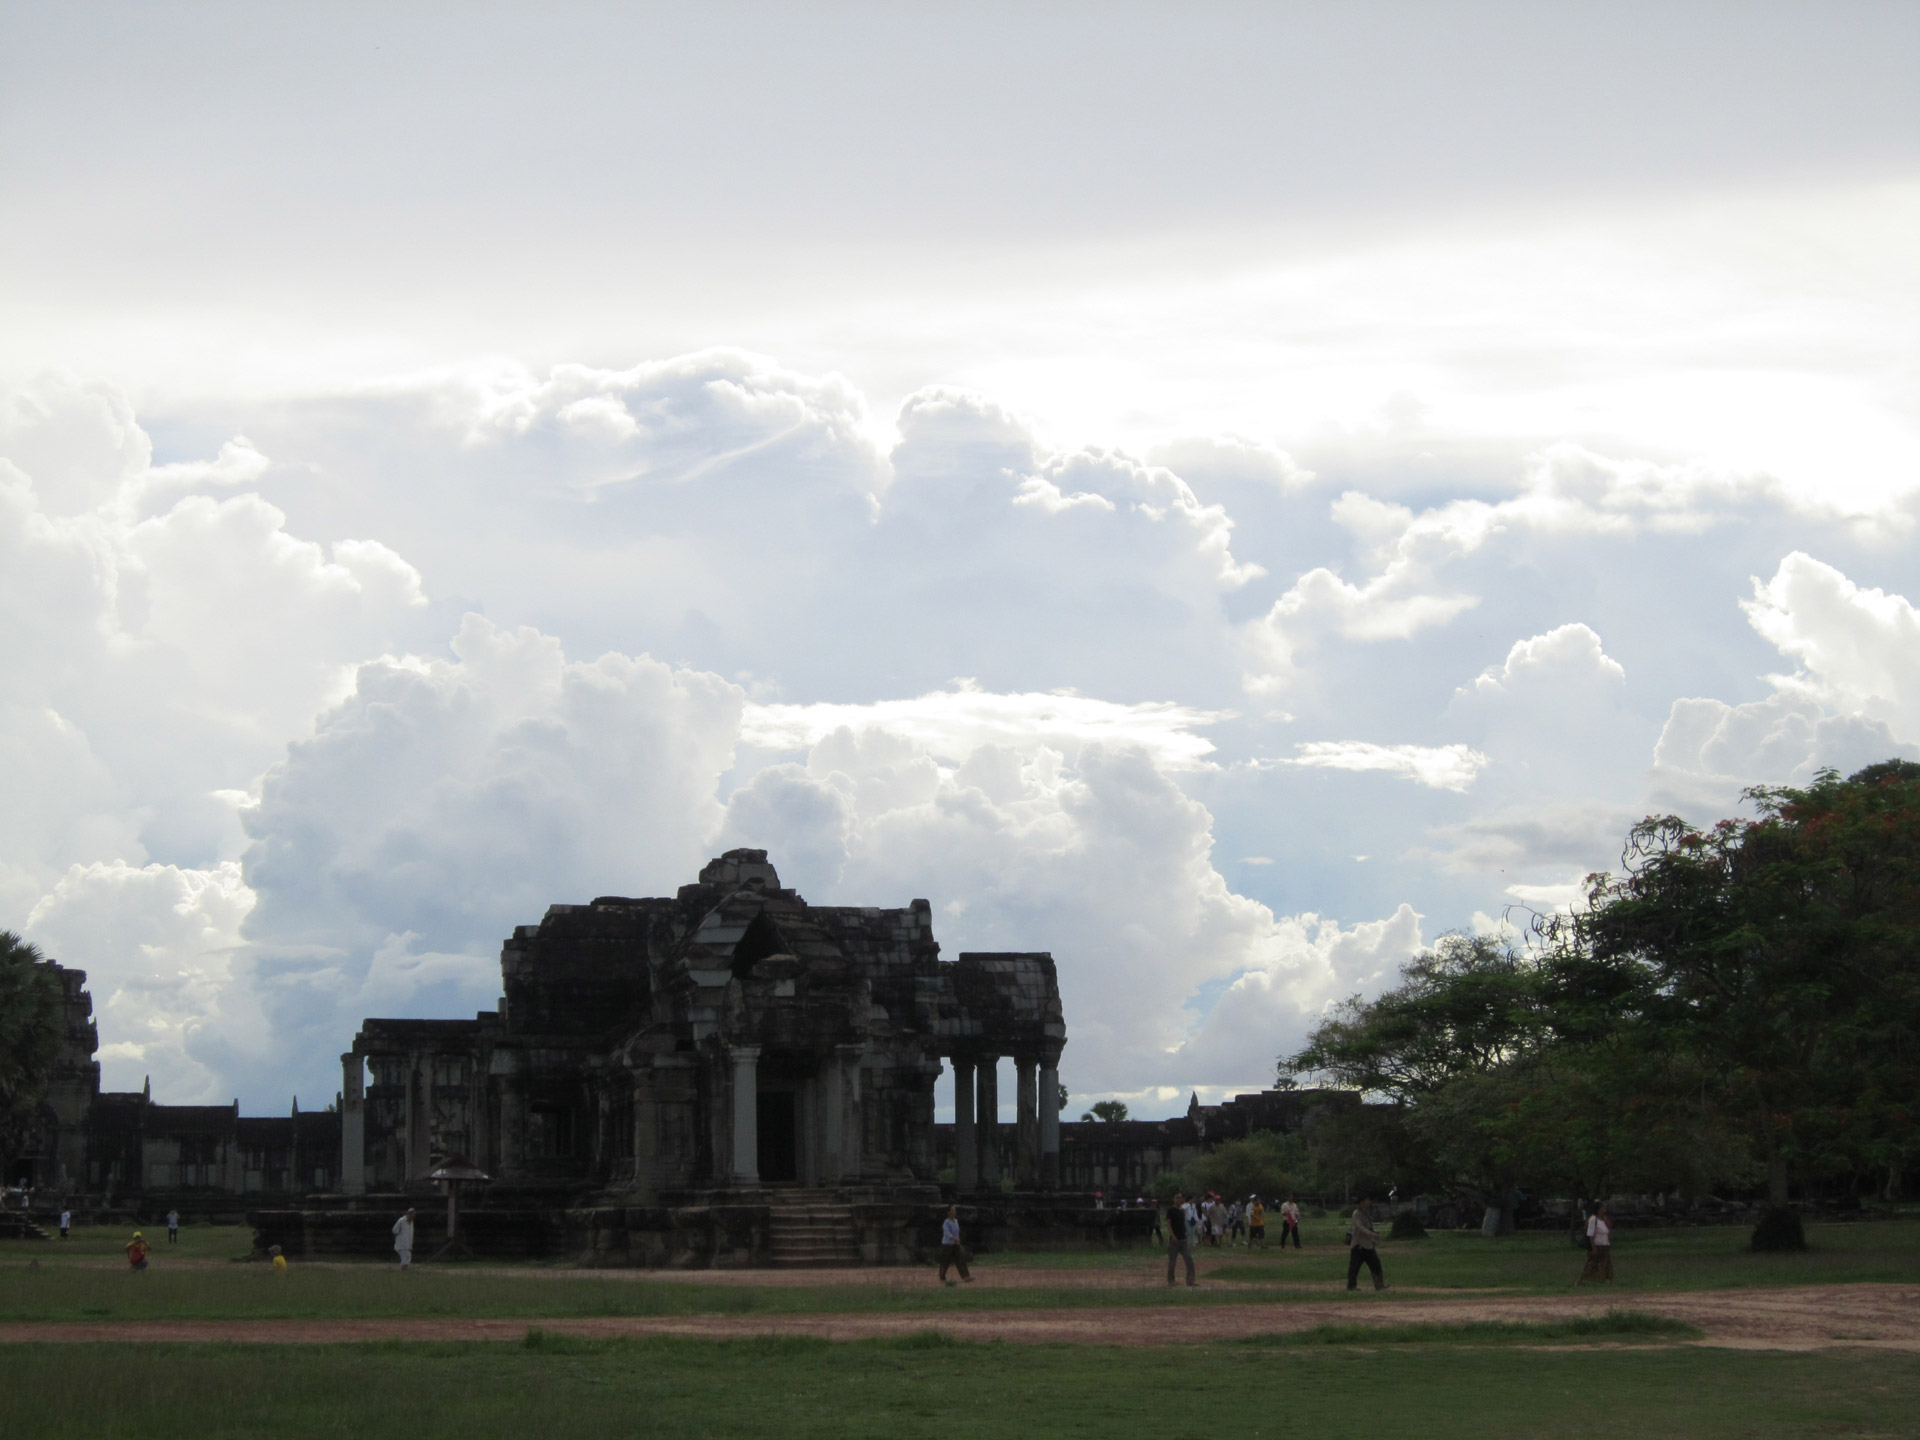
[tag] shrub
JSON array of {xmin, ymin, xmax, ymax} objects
[
  {"xmin": 1749, "ymin": 1206, "xmax": 1807, "ymax": 1252},
  {"xmin": 1389, "ymin": 1211, "xmax": 1428, "ymax": 1239}
]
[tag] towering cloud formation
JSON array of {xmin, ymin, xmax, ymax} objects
[{"xmin": 4, "ymin": 365, "xmax": 1917, "ymax": 1111}]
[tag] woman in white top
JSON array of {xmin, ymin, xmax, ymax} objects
[{"xmin": 1577, "ymin": 1201, "xmax": 1613, "ymax": 1284}]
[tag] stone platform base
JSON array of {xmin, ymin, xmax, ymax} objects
[{"xmin": 250, "ymin": 1190, "xmax": 1156, "ymax": 1268}]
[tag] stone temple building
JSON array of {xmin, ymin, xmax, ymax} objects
[
  {"xmin": 8, "ymin": 962, "xmax": 340, "ymax": 1213},
  {"xmin": 339, "ymin": 850, "xmax": 1068, "ymax": 1207}
]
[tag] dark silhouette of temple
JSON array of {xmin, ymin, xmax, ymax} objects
[{"xmin": 340, "ymin": 850, "xmax": 1066, "ymax": 1201}]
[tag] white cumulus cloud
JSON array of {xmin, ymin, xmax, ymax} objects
[{"xmin": 1273, "ymin": 741, "xmax": 1490, "ymax": 792}]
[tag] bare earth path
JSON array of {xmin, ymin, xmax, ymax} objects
[{"xmin": 2, "ymin": 1283, "xmax": 1914, "ymax": 1352}]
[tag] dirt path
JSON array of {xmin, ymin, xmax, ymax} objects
[{"xmin": 2, "ymin": 1284, "xmax": 1914, "ymax": 1351}]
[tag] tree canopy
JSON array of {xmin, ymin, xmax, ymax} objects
[
  {"xmin": 1284, "ymin": 761, "xmax": 1920, "ymax": 1211},
  {"xmin": 0, "ymin": 931, "xmax": 65, "ymax": 1174}
]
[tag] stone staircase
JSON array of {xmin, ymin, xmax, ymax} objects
[
  {"xmin": 0, "ymin": 1213, "xmax": 51, "ymax": 1241},
  {"xmin": 764, "ymin": 1191, "xmax": 862, "ymax": 1268}
]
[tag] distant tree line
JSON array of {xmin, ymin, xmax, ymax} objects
[{"xmin": 1278, "ymin": 761, "xmax": 1920, "ymax": 1235}]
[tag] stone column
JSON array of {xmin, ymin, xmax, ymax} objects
[
  {"xmin": 951, "ymin": 1057, "xmax": 977, "ymax": 1192},
  {"xmin": 834, "ymin": 1044, "xmax": 865, "ymax": 1183},
  {"xmin": 341, "ymin": 1053, "xmax": 366, "ymax": 1195},
  {"xmin": 406, "ymin": 1056, "xmax": 431, "ymax": 1183},
  {"xmin": 976, "ymin": 1056, "xmax": 1001, "ymax": 1188},
  {"xmin": 1015, "ymin": 1059, "xmax": 1039, "ymax": 1186},
  {"xmin": 730, "ymin": 1046, "xmax": 761, "ymax": 1186},
  {"xmin": 498, "ymin": 1076, "xmax": 528, "ymax": 1179},
  {"xmin": 1038, "ymin": 1055, "xmax": 1061, "ymax": 1189}
]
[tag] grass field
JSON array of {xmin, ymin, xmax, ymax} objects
[
  {"xmin": 6, "ymin": 1334, "xmax": 1918, "ymax": 1440},
  {"xmin": 4, "ymin": 1220, "xmax": 1916, "ymax": 1324},
  {"xmin": 5, "ymin": 1220, "xmax": 1918, "ymax": 1438}
]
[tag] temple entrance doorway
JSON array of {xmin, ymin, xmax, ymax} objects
[{"xmin": 757, "ymin": 1090, "xmax": 798, "ymax": 1182}]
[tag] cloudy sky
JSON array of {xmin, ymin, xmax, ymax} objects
[{"xmin": 4, "ymin": 3, "xmax": 1918, "ymax": 1118}]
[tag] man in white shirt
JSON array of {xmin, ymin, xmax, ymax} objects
[
  {"xmin": 937, "ymin": 1204, "xmax": 972, "ymax": 1285},
  {"xmin": 58, "ymin": 1208, "xmax": 71, "ymax": 1239},
  {"xmin": 1279, "ymin": 1197, "xmax": 1301, "ymax": 1249},
  {"xmin": 393, "ymin": 1208, "xmax": 416, "ymax": 1269},
  {"xmin": 1578, "ymin": 1201, "xmax": 1613, "ymax": 1284}
]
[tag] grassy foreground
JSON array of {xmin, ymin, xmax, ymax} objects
[
  {"xmin": 4, "ymin": 1219, "xmax": 1916, "ymax": 1323},
  {"xmin": 6, "ymin": 1335, "xmax": 1918, "ymax": 1440}
]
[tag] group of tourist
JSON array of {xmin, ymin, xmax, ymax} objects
[
  {"xmin": 1146, "ymin": 1192, "xmax": 1303, "ymax": 1251},
  {"xmin": 108, "ymin": 1193, "xmax": 1615, "ymax": 1287},
  {"xmin": 1159, "ymin": 1192, "xmax": 1386, "ymax": 1290}
]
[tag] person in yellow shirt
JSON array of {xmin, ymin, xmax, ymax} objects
[
  {"xmin": 125, "ymin": 1231, "xmax": 150, "ymax": 1270},
  {"xmin": 270, "ymin": 1244, "xmax": 288, "ymax": 1275},
  {"xmin": 1248, "ymin": 1198, "xmax": 1267, "ymax": 1250}
]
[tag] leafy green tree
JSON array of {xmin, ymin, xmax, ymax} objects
[
  {"xmin": 1081, "ymin": 1099, "xmax": 1129, "ymax": 1123},
  {"xmin": 1170, "ymin": 1130, "xmax": 1309, "ymax": 1202},
  {"xmin": 1562, "ymin": 760, "xmax": 1920, "ymax": 1208},
  {"xmin": 0, "ymin": 932, "xmax": 65, "ymax": 1177},
  {"xmin": 1286, "ymin": 931, "xmax": 1750, "ymax": 1217}
]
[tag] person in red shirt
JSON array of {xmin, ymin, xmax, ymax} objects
[{"xmin": 125, "ymin": 1231, "xmax": 150, "ymax": 1270}]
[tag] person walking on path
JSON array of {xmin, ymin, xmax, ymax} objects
[
  {"xmin": 166, "ymin": 1209, "xmax": 180, "ymax": 1244},
  {"xmin": 937, "ymin": 1204, "xmax": 972, "ymax": 1286},
  {"xmin": 1279, "ymin": 1197, "xmax": 1301, "ymax": 1249},
  {"xmin": 58, "ymin": 1208, "xmax": 70, "ymax": 1239},
  {"xmin": 1346, "ymin": 1195, "xmax": 1387, "ymax": 1291},
  {"xmin": 1577, "ymin": 1202, "xmax": 1613, "ymax": 1285},
  {"xmin": 1165, "ymin": 1191, "xmax": 1197, "ymax": 1287},
  {"xmin": 125, "ymin": 1231, "xmax": 150, "ymax": 1270},
  {"xmin": 1247, "ymin": 1197, "xmax": 1266, "ymax": 1250},
  {"xmin": 392, "ymin": 1208, "xmax": 416, "ymax": 1269}
]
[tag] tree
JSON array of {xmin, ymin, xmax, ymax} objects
[
  {"xmin": 1286, "ymin": 931, "xmax": 1750, "ymax": 1220},
  {"xmin": 1286, "ymin": 934, "xmax": 1552, "ymax": 1224},
  {"xmin": 1081, "ymin": 1100, "xmax": 1129, "ymax": 1123},
  {"xmin": 1286, "ymin": 933, "xmax": 1549, "ymax": 1102},
  {"xmin": 1171, "ymin": 1131, "xmax": 1308, "ymax": 1202},
  {"xmin": 0, "ymin": 932, "xmax": 65, "ymax": 1178},
  {"xmin": 1561, "ymin": 761, "xmax": 1920, "ymax": 1209}
]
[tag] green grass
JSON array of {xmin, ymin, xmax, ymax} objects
[
  {"xmin": 6, "ymin": 1337, "xmax": 1917, "ymax": 1439},
  {"xmin": 1265, "ymin": 1307, "xmax": 1703, "ymax": 1346},
  {"xmin": 3, "ymin": 1220, "xmax": 1918, "ymax": 1324},
  {"xmin": 11, "ymin": 1221, "xmax": 254, "ymax": 1265},
  {"xmin": 1158, "ymin": 1218, "xmax": 1920, "ymax": 1293}
]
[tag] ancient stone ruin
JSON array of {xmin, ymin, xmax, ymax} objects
[
  {"xmin": 256, "ymin": 850, "xmax": 1110, "ymax": 1264},
  {"xmin": 342, "ymin": 849, "xmax": 1066, "ymax": 1197}
]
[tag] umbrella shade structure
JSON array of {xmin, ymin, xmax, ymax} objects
[{"xmin": 424, "ymin": 1156, "xmax": 490, "ymax": 1262}]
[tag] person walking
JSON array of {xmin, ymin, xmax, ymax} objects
[
  {"xmin": 125, "ymin": 1231, "xmax": 150, "ymax": 1270},
  {"xmin": 1227, "ymin": 1200, "xmax": 1247, "ymax": 1247},
  {"xmin": 166, "ymin": 1208, "xmax": 180, "ymax": 1244},
  {"xmin": 270, "ymin": 1244, "xmax": 289, "ymax": 1276},
  {"xmin": 58, "ymin": 1207, "xmax": 70, "ymax": 1239},
  {"xmin": 1346, "ymin": 1195, "xmax": 1387, "ymax": 1291},
  {"xmin": 1279, "ymin": 1197, "xmax": 1301, "ymax": 1249},
  {"xmin": 1165, "ymin": 1191, "xmax": 1197, "ymax": 1287},
  {"xmin": 392, "ymin": 1208, "xmax": 416, "ymax": 1269},
  {"xmin": 1577, "ymin": 1201, "xmax": 1613, "ymax": 1285},
  {"xmin": 1248, "ymin": 1197, "xmax": 1266, "ymax": 1250},
  {"xmin": 1206, "ymin": 1196, "xmax": 1227, "ymax": 1248},
  {"xmin": 937, "ymin": 1204, "xmax": 972, "ymax": 1286}
]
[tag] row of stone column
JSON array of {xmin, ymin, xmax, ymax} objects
[{"xmin": 951, "ymin": 1054, "xmax": 1060, "ymax": 1191}]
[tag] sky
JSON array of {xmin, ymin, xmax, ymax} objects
[{"xmin": 3, "ymin": 2, "xmax": 1918, "ymax": 1119}]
